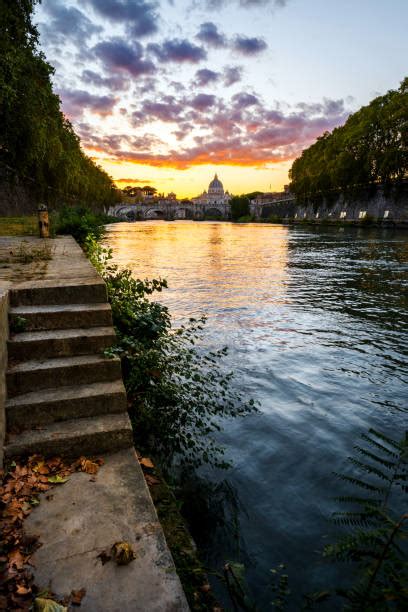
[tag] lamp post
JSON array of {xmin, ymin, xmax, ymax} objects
[{"xmin": 38, "ymin": 204, "xmax": 50, "ymax": 238}]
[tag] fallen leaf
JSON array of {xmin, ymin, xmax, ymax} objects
[
  {"xmin": 140, "ymin": 457, "xmax": 154, "ymax": 469},
  {"xmin": 9, "ymin": 549, "xmax": 26, "ymax": 570},
  {"xmin": 71, "ymin": 588, "xmax": 86, "ymax": 606},
  {"xmin": 16, "ymin": 584, "xmax": 32, "ymax": 596},
  {"xmin": 34, "ymin": 598, "xmax": 68, "ymax": 612},
  {"xmin": 111, "ymin": 541, "xmax": 135, "ymax": 565},
  {"xmin": 145, "ymin": 475, "xmax": 160, "ymax": 486},
  {"xmin": 80, "ymin": 459, "xmax": 99, "ymax": 475},
  {"xmin": 47, "ymin": 475, "xmax": 69, "ymax": 484}
]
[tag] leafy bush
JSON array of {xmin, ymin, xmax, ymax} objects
[
  {"xmin": 55, "ymin": 206, "xmax": 115, "ymax": 245},
  {"xmin": 85, "ymin": 235, "xmax": 257, "ymax": 471}
]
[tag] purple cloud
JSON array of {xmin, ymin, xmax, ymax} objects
[
  {"xmin": 81, "ymin": 70, "xmax": 128, "ymax": 91},
  {"xmin": 190, "ymin": 94, "xmax": 217, "ymax": 110},
  {"xmin": 200, "ymin": 0, "xmax": 288, "ymax": 8},
  {"xmin": 223, "ymin": 66, "xmax": 243, "ymax": 86},
  {"xmin": 196, "ymin": 22, "xmax": 227, "ymax": 48},
  {"xmin": 233, "ymin": 35, "xmax": 267, "ymax": 55},
  {"xmin": 58, "ymin": 89, "xmax": 117, "ymax": 119},
  {"xmin": 232, "ymin": 92, "xmax": 259, "ymax": 108},
  {"xmin": 195, "ymin": 68, "xmax": 220, "ymax": 86},
  {"xmin": 148, "ymin": 39, "xmax": 207, "ymax": 63},
  {"xmin": 135, "ymin": 99, "xmax": 184, "ymax": 123},
  {"xmin": 102, "ymin": 90, "xmax": 349, "ymax": 169},
  {"xmin": 93, "ymin": 39, "xmax": 156, "ymax": 77},
  {"xmin": 84, "ymin": 0, "xmax": 158, "ymax": 37},
  {"xmin": 39, "ymin": 1, "xmax": 101, "ymax": 45}
]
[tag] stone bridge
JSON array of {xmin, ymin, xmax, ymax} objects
[
  {"xmin": 250, "ymin": 196, "xmax": 296, "ymax": 220},
  {"xmin": 108, "ymin": 201, "xmax": 231, "ymax": 221}
]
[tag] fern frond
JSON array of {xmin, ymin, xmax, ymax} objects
[
  {"xmin": 332, "ymin": 511, "xmax": 377, "ymax": 527},
  {"xmin": 360, "ymin": 432, "xmax": 400, "ymax": 459},
  {"xmin": 353, "ymin": 445, "xmax": 397, "ymax": 470},
  {"xmin": 347, "ymin": 457, "xmax": 391, "ymax": 482},
  {"xmin": 368, "ymin": 428, "xmax": 402, "ymax": 451},
  {"xmin": 334, "ymin": 472, "xmax": 385, "ymax": 493},
  {"xmin": 334, "ymin": 496, "xmax": 382, "ymax": 507}
]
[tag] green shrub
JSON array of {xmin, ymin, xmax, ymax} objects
[{"xmin": 55, "ymin": 206, "xmax": 115, "ymax": 245}]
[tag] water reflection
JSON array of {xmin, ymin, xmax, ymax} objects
[{"xmin": 105, "ymin": 221, "xmax": 408, "ymax": 609}]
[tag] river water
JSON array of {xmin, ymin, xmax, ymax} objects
[{"xmin": 105, "ymin": 221, "xmax": 407, "ymax": 608}]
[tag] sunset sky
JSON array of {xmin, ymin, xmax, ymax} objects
[{"xmin": 35, "ymin": 0, "xmax": 408, "ymax": 198}]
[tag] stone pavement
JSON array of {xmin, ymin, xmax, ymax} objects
[{"xmin": 0, "ymin": 235, "xmax": 189, "ymax": 611}]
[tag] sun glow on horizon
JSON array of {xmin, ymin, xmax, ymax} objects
[{"xmin": 93, "ymin": 157, "xmax": 292, "ymax": 198}]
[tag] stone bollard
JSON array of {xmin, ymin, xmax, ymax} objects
[{"xmin": 38, "ymin": 204, "xmax": 50, "ymax": 238}]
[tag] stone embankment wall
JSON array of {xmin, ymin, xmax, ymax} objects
[
  {"xmin": 0, "ymin": 180, "xmax": 36, "ymax": 217},
  {"xmin": 253, "ymin": 184, "xmax": 408, "ymax": 225},
  {"xmin": 0, "ymin": 287, "xmax": 9, "ymax": 466}
]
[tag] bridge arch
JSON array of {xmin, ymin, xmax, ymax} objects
[{"xmin": 144, "ymin": 208, "xmax": 165, "ymax": 219}]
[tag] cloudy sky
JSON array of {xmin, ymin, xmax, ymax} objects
[{"xmin": 35, "ymin": 0, "xmax": 408, "ymax": 197}]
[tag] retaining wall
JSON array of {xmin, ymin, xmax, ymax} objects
[
  {"xmin": 0, "ymin": 286, "xmax": 9, "ymax": 467},
  {"xmin": 253, "ymin": 184, "xmax": 408, "ymax": 225}
]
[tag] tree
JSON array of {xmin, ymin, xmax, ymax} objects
[
  {"xmin": 0, "ymin": 0, "xmax": 120, "ymax": 210},
  {"xmin": 230, "ymin": 195, "xmax": 250, "ymax": 220},
  {"xmin": 289, "ymin": 78, "xmax": 408, "ymax": 201}
]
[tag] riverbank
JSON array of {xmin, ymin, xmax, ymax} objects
[{"xmin": 0, "ymin": 235, "xmax": 189, "ymax": 611}]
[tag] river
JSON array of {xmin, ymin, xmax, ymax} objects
[{"xmin": 105, "ymin": 221, "xmax": 407, "ymax": 609}]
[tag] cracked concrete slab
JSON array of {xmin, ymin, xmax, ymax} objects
[{"xmin": 25, "ymin": 448, "xmax": 189, "ymax": 611}]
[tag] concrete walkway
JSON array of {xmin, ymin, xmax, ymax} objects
[{"xmin": 0, "ymin": 236, "xmax": 189, "ymax": 611}]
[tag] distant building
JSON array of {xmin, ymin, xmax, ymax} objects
[{"xmin": 192, "ymin": 174, "xmax": 232, "ymax": 207}]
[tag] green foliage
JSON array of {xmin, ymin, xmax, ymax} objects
[
  {"xmin": 54, "ymin": 206, "xmax": 115, "ymax": 245},
  {"xmin": 85, "ymin": 236, "xmax": 257, "ymax": 471},
  {"xmin": 289, "ymin": 78, "xmax": 408, "ymax": 200},
  {"xmin": 0, "ymin": 1, "xmax": 120, "ymax": 209},
  {"xmin": 237, "ymin": 215, "xmax": 253, "ymax": 223},
  {"xmin": 9, "ymin": 315, "xmax": 27, "ymax": 334},
  {"xmin": 230, "ymin": 195, "xmax": 251, "ymax": 221},
  {"xmin": 324, "ymin": 429, "xmax": 408, "ymax": 610}
]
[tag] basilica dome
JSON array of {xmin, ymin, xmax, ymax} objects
[{"xmin": 208, "ymin": 174, "xmax": 224, "ymax": 194}]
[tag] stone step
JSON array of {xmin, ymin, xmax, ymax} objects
[
  {"xmin": 9, "ymin": 303, "xmax": 113, "ymax": 331},
  {"xmin": 6, "ymin": 380, "xmax": 127, "ymax": 429},
  {"xmin": 10, "ymin": 280, "xmax": 107, "ymax": 307},
  {"xmin": 6, "ymin": 354, "xmax": 122, "ymax": 398},
  {"xmin": 4, "ymin": 413, "xmax": 134, "ymax": 460},
  {"xmin": 8, "ymin": 327, "xmax": 117, "ymax": 362}
]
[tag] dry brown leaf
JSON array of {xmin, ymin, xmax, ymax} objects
[
  {"xmin": 9, "ymin": 549, "xmax": 26, "ymax": 570},
  {"xmin": 71, "ymin": 588, "xmax": 86, "ymax": 606},
  {"xmin": 139, "ymin": 457, "xmax": 154, "ymax": 469},
  {"xmin": 80, "ymin": 459, "xmax": 99, "ymax": 475},
  {"xmin": 145, "ymin": 475, "xmax": 160, "ymax": 486},
  {"xmin": 111, "ymin": 541, "xmax": 135, "ymax": 565}
]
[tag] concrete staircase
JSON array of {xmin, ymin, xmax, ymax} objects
[{"xmin": 4, "ymin": 280, "xmax": 133, "ymax": 459}]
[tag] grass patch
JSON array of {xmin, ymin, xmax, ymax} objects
[
  {"xmin": 14, "ymin": 240, "xmax": 54, "ymax": 263},
  {"xmin": 0, "ymin": 216, "xmax": 37, "ymax": 236}
]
